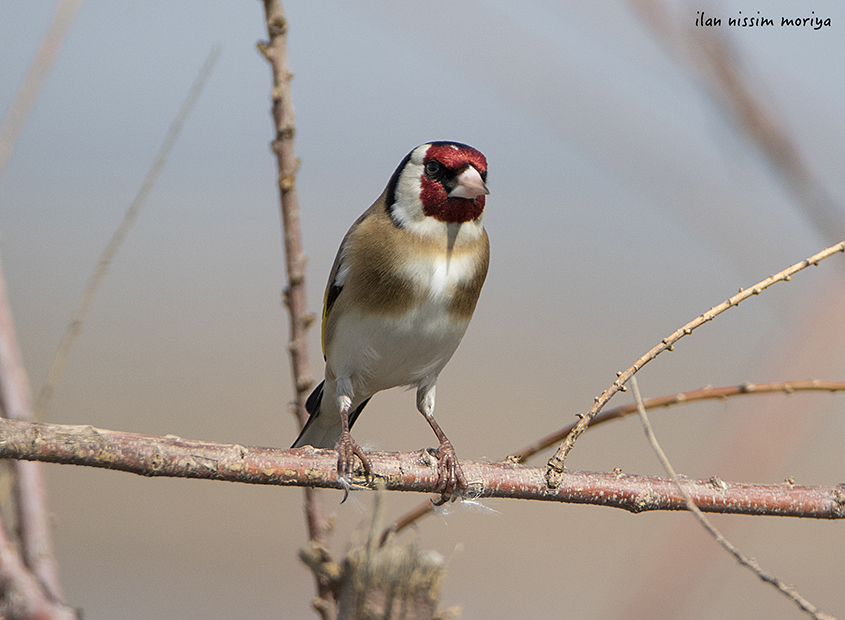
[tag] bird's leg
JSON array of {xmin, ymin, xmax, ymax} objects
[
  {"xmin": 417, "ymin": 385, "xmax": 467, "ymax": 505},
  {"xmin": 335, "ymin": 393, "xmax": 372, "ymax": 485}
]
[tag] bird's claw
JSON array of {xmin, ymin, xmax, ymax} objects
[
  {"xmin": 336, "ymin": 431, "xmax": 372, "ymax": 503},
  {"xmin": 430, "ymin": 440, "xmax": 467, "ymax": 506}
]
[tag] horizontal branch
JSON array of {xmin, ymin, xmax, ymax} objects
[
  {"xmin": 1, "ymin": 419, "xmax": 843, "ymax": 519},
  {"xmin": 385, "ymin": 379, "xmax": 845, "ymax": 539},
  {"xmin": 515, "ymin": 380, "xmax": 845, "ymax": 463}
]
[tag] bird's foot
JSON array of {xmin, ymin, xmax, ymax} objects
[
  {"xmin": 430, "ymin": 439, "xmax": 468, "ymax": 506},
  {"xmin": 336, "ymin": 431, "xmax": 372, "ymax": 502}
]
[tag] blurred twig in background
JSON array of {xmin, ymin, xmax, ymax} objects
[
  {"xmin": 0, "ymin": 0, "xmax": 83, "ymax": 187},
  {"xmin": 0, "ymin": 33, "xmax": 218, "ymax": 618},
  {"xmin": 33, "ymin": 46, "xmax": 221, "ymax": 423},
  {"xmin": 0, "ymin": 252, "xmax": 76, "ymax": 618},
  {"xmin": 630, "ymin": 0, "xmax": 845, "ymax": 242},
  {"xmin": 0, "ymin": 2, "xmax": 83, "ymax": 615}
]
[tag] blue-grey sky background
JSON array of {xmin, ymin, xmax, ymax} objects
[{"xmin": 1, "ymin": 1, "xmax": 844, "ymax": 618}]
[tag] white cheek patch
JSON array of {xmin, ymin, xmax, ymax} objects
[
  {"xmin": 389, "ymin": 143, "xmax": 485, "ymax": 241},
  {"xmin": 391, "ymin": 165, "xmax": 424, "ymax": 228},
  {"xmin": 390, "ymin": 144, "xmax": 430, "ymax": 230}
]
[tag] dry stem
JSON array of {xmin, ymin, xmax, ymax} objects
[
  {"xmin": 1, "ymin": 418, "xmax": 842, "ymax": 521},
  {"xmin": 546, "ymin": 240, "xmax": 845, "ymax": 488},
  {"xmin": 257, "ymin": 2, "xmax": 333, "ymax": 617}
]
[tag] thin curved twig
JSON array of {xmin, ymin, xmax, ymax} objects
[
  {"xmin": 33, "ymin": 47, "xmax": 221, "ymax": 422},
  {"xmin": 545, "ymin": 240, "xmax": 845, "ymax": 488},
  {"xmin": 0, "ymin": 0, "xmax": 84, "ymax": 186},
  {"xmin": 630, "ymin": 376, "xmax": 835, "ymax": 620}
]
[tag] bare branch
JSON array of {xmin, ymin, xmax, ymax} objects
[
  {"xmin": 517, "ymin": 380, "xmax": 845, "ymax": 464},
  {"xmin": 1, "ymin": 418, "xmax": 842, "ymax": 521},
  {"xmin": 384, "ymin": 380, "xmax": 845, "ymax": 540},
  {"xmin": 257, "ymin": 3, "xmax": 332, "ymax": 616},
  {"xmin": 257, "ymin": 0, "xmax": 315, "ymax": 414},
  {"xmin": 546, "ymin": 240, "xmax": 845, "ymax": 487},
  {"xmin": 630, "ymin": 376, "xmax": 835, "ymax": 620}
]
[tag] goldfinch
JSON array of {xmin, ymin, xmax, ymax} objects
[{"xmin": 292, "ymin": 141, "xmax": 489, "ymax": 504}]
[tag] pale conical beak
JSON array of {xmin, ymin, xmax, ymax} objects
[{"xmin": 448, "ymin": 166, "xmax": 489, "ymax": 200}]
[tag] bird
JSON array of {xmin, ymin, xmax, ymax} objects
[{"xmin": 292, "ymin": 141, "xmax": 490, "ymax": 504}]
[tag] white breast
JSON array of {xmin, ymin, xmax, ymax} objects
[
  {"xmin": 327, "ymin": 253, "xmax": 476, "ymax": 398},
  {"xmin": 402, "ymin": 252, "xmax": 478, "ymax": 300}
]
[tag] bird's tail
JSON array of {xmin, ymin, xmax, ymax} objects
[
  {"xmin": 291, "ymin": 380, "xmax": 371, "ymax": 449},
  {"xmin": 291, "ymin": 381, "xmax": 332, "ymax": 448}
]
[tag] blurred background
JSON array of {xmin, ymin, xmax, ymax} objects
[{"xmin": 1, "ymin": 1, "xmax": 844, "ymax": 618}]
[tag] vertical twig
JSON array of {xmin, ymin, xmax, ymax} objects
[
  {"xmin": 0, "ymin": 1, "xmax": 83, "ymax": 612},
  {"xmin": 258, "ymin": 1, "xmax": 313, "ymax": 422},
  {"xmin": 629, "ymin": 0, "xmax": 845, "ymax": 242},
  {"xmin": 257, "ymin": 3, "xmax": 335, "ymax": 618},
  {"xmin": 0, "ymin": 249, "xmax": 65, "ymax": 604}
]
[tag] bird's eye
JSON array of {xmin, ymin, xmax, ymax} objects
[{"xmin": 424, "ymin": 160, "xmax": 442, "ymax": 178}]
